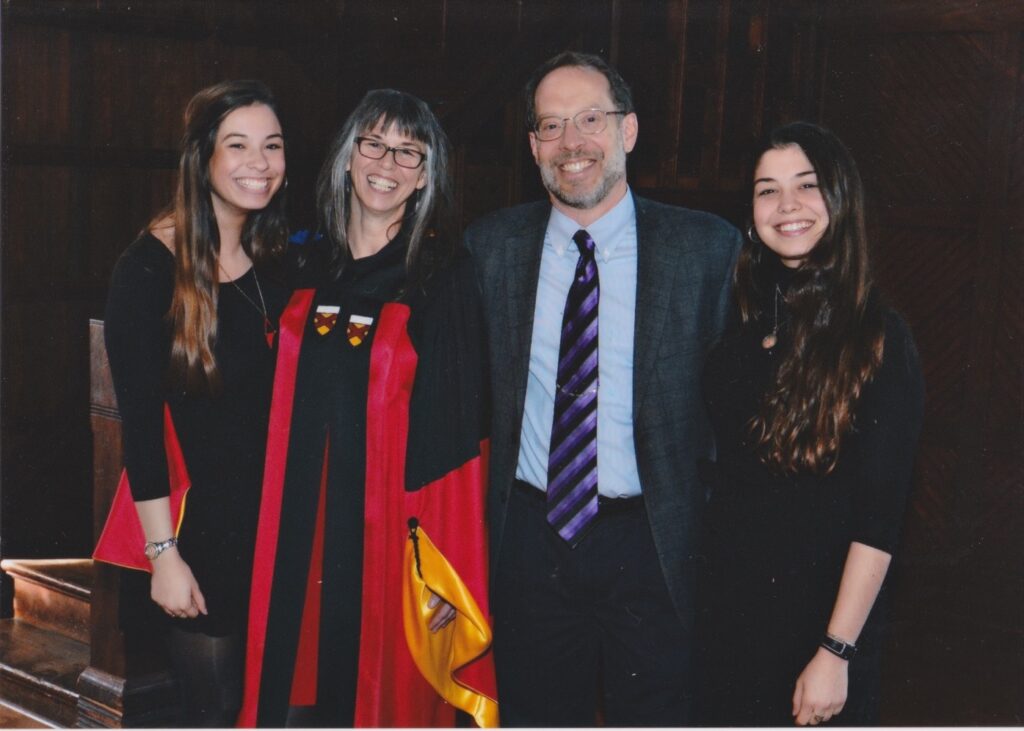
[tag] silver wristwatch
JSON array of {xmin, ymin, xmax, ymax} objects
[{"xmin": 143, "ymin": 536, "xmax": 178, "ymax": 561}]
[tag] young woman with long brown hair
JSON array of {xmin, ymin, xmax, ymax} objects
[
  {"xmin": 697, "ymin": 122, "xmax": 925, "ymax": 726},
  {"xmin": 100, "ymin": 79, "xmax": 288, "ymax": 726}
]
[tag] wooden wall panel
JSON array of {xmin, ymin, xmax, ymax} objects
[
  {"xmin": 615, "ymin": 0, "xmax": 774, "ymax": 220},
  {"xmin": 718, "ymin": 0, "xmax": 768, "ymax": 185},
  {"xmin": 4, "ymin": 27, "xmax": 72, "ymax": 146},
  {"xmin": 85, "ymin": 168, "xmax": 176, "ymax": 283},
  {"xmin": 828, "ymin": 36, "xmax": 991, "ymax": 208},
  {"xmin": 4, "ymin": 167, "xmax": 74, "ymax": 290},
  {"xmin": 2, "ymin": 300, "xmax": 93, "ymax": 556},
  {"xmin": 870, "ymin": 228, "xmax": 974, "ymax": 427}
]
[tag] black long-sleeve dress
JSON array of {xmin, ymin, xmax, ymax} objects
[
  {"xmin": 697, "ymin": 260, "xmax": 925, "ymax": 726},
  {"xmin": 104, "ymin": 233, "xmax": 287, "ymax": 636}
]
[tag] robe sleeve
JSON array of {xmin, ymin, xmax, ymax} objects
[{"xmin": 405, "ymin": 250, "xmax": 490, "ymax": 490}]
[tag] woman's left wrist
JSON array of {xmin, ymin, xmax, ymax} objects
[{"xmin": 820, "ymin": 632, "xmax": 857, "ymax": 661}]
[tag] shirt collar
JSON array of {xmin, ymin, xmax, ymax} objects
[{"xmin": 547, "ymin": 188, "xmax": 636, "ymax": 262}]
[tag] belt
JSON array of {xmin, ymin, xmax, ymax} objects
[{"xmin": 513, "ymin": 479, "xmax": 644, "ymax": 516}]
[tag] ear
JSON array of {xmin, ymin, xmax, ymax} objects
[
  {"xmin": 416, "ymin": 170, "xmax": 427, "ymax": 190},
  {"xmin": 621, "ymin": 113, "xmax": 638, "ymax": 154},
  {"xmin": 528, "ymin": 132, "xmax": 540, "ymax": 164}
]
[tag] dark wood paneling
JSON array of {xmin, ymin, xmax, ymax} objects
[
  {"xmin": 4, "ymin": 26, "xmax": 73, "ymax": 146},
  {"xmin": 824, "ymin": 0, "xmax": 1024, "ymax": 33}
]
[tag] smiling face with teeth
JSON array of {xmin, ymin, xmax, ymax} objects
[
  {"xmin": 752, "ymin": 144, "xmax": 830, "ymax": 268},
  {"xmin": 346, "ymin": 120, "xmax": 427, "ymax": 224},
  {"xmin": 207, "ymin": 103, "xmax": 285, "ymax": 222},
  {"xmin": 528, "ymin": 65, "xmax": 638, "ymax": 226}
]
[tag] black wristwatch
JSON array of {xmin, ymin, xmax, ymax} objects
[
  {"xmin": 144, "ymin": 536, "xmax": 178, "ymax": 561},
  {"xmin": 820, "ymin": 633, "xmax": 857, "ymax": 661}
]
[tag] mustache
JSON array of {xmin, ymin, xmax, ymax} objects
[{"xmin": 551, "ymin": 150, "xmax": 603, "ymax": 166}]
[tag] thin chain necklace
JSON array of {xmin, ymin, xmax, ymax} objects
[
  {"xmin": 219, "ymin": 262, "xmax": 275, "ymax": 348},
  {"xmin": 762, "ymin": 284, "xmax": 783, "ymax": 350}
]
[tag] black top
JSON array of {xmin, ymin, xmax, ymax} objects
[
  {"xmin": 104, "ymin": 233, "xmax": 287, "ymax": 635},
  {"xmin": 697, "ymin": 259, "xmax": 925, "ymax": 726}
]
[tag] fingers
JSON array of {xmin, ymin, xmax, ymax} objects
[
  {"xmin": 192, "ymin": 584, "xmax": 209, "ymax": 616},
  {"xmin": 427, "ymin": 592, "xmax": 457, "ymax": 633},
  {"xmin": 156, "ymin": 582, "xmax": 206, "ymax": 620},
  {"xmin": 795, "ymin": 703, "xmax": 840, "ymax": 726},
  {"xmin": 792, "ymin": 694, "xmax": 815, "ymax": 726},
  {"xmin": 428, "ymin": 603, "xmax": 456, "ymax": 632},
  {"xmin": 161, "ymin": 599, "xmax": 198, "ymax": 619},
  {"xmin": 796, "ymin": 707, "xmax": 828, "ymax": 726}
]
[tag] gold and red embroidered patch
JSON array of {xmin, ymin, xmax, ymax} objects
[
  {"xmin": 347, "ymin": 314, "xmax": 374, "ymax": 346},
  {"xmin": 313, "ymin": 305, "xmax": 340, "ymax": 336}
]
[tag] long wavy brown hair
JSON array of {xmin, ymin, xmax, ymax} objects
[
  {"xmin": 736, "ymin": 122, "xmax": 885, "ymax": 474},
  {"xmin": 159, "ymin": 80, "xmax": 288, "ymax": 393}
]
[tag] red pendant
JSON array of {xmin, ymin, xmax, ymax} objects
[
  {"xmin": 265, "ymin": 318, "xmax": 276, "ymax": 349},
  {"xmin": 761, "ymin": 333, "xmax": 777, "ymax": 349}
]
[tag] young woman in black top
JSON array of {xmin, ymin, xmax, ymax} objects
[
  {"xmin": 698, "ymin": 122, "xmax": 924, "ymax": 726},
  {"xmin": 102, "ymin": 80, "xmax": 288, "ymax": 726}
]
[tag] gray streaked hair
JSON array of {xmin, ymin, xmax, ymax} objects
[{"xmin": 317, "ymin": 88, "xmax": 455, "ymax": 287}]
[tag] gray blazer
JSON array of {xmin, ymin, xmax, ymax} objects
[{"xmin": 464, "ymin": 194, "xmax": 741, "ymax": 627}]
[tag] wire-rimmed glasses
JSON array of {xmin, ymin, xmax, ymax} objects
[{"xmin": 533, "ymin": 109, "xmax": 626, "ymax": 141}]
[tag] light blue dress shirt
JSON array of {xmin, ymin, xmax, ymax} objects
[{"xmin": 515, "ymin": 191, "xmax": 641, "ymax": 498}]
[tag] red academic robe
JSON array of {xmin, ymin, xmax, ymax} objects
[{"xmin": 238, "ymin": 278, "xmax": 498, "ymax": 727}]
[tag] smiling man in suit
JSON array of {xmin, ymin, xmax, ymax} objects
[{"xmin": 464, "ymin": 51, "xmax": 741, "ymax": 726}]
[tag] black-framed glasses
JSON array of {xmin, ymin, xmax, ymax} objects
[
  {"xmin": 355, "ymin": 137, "xmax": 425, "ymax": 169},
  {"xmin": 533, "ymin": 109, "xmax": 627, "ymax": 141}
]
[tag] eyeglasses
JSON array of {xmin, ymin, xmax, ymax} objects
[
  {"xmin": 533, "ymin": 109, "xmax": 627, "ymax": 141},
  {"xmin": 355, "ymin": 137, "xmax": 425, "ymax": 169}
]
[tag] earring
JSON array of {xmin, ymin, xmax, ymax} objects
[
  {"xmin": 747, "ymin": 224, "xmax": 759, "ymax": 243},
  {"xmin": 344, "ymin": 170, "xmax": 352, "ymax": 196}
]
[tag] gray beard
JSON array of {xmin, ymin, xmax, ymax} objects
[{"xmin": 541, "ymin": 144, "xmax": 627, "ymax": 211}]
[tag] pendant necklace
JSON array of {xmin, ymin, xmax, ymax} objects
[
  {"xmin": 219, "ymin": 262, "xmax": 276, "ymax": 348},
  {"xmin": 762, "ymin": 284, "xmax": 782, "ymax": 350}
]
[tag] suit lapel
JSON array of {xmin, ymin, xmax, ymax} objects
[
  {"xmin": 499, "ymin": 204, "xmax": 549, "ymax": 418},
  {"xmin": 633, "ymin": 196, "xmax": 685, "ymax": 413}
]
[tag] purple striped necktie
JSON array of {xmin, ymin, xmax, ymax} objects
[{"xmin": 547, "ymin": 229, "xmax": 599, "ymax": 546}]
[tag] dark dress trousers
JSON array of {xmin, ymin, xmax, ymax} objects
[{"xmin": 465, "ymin": 195, "xmax": 741, "ymax": 724}]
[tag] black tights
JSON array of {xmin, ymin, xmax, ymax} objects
[{"xmin": 165, "ymin": 627, "xmax": 244, "ymax": 728}]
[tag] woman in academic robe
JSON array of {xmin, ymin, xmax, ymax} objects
[{"xmin": 238, "ymin": 89, "xmax": 497, "ymax": 728}]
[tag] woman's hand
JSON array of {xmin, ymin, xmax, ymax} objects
[
  {"xmin": 427, "ymin": 590, "xmax": 456, "ymax": 632},
  {"xmin": 792, "ymin": 647, "xmax": 847, "ymax": 725},
  {"xmin": 150, "ymin": 549, "xmax": 208, "ymax": 619}
]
